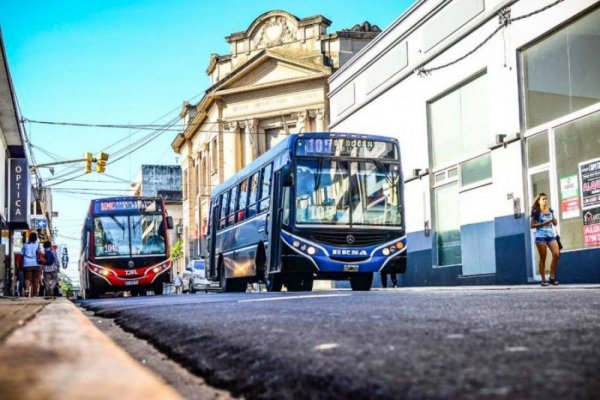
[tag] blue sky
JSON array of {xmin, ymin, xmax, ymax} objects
[{"xmin": 0, "ymin": 0, "xmax": 413, "ymax": 281}]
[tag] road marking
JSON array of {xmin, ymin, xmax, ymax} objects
[
  {"xmin": 238, "ymin": 294, "xmax": 351, "ymax": 303},
  {"xmin": 314, "ymin": 343, "xmax": 339, "ymax": 351},
  {"xmin": 505, "ymin": 346, "xmax": 528, "ymax": 352}
]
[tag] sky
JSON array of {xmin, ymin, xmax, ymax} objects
[{"xmin": 0, "ymin": 0, "xmax": 414, "ymax": 283}]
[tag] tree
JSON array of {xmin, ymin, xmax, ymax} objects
[
  {"xmin": 170, "ymin": 239, "xmax": 183, "ymax": 259},
  {"xmin": 59, "ymin": 272, "xmax": 74, "ymax": 298}
]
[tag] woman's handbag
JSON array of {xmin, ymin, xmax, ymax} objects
[{"xmin": 556, "ymin": 235, "xmax": 563, "ymax": 250}]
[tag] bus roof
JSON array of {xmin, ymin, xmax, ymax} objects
[{"xmin": 212, "ymin": 132, "xmax": 398, "ymax": 197}]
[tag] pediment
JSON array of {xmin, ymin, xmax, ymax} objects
[{"xmin": 214, "ymin": 52, "xmax": 330, "ymax": 93}]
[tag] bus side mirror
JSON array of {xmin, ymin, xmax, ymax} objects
[
  {"xmin": 167, "ymin": 216, "xmax": 174, "ymax": 230},
  {"xmin": 282, "ymin": 164, "xmax": 293, "ymax": 187}
]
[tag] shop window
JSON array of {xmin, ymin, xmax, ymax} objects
[
  {"xmin": 430, "ymin": 73, "xmax": 490, "ymax": 168},
  {"xmin": 460, "ymin": 153, "xmax": 491, "ymax": 188},
  {"xmin": 523, "ymin": 7, "xmax": 600, "ymax": 128},
  {"xmin": 434, "ymin": 182, "xmax": 461, "ymax": 266},
  {"xmin": 527, "ymin": 131, "xmax": 549, "ymax": 167},
  {"xmin": 554, "ymin": 111, "xmax": 600, "ymax": 250}
]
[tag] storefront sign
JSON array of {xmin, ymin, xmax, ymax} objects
[
  {"xmin": 8, "ymin": 158, "xmax": 29, "ymax": 226},
  {"xmin": 579, "ymin": 157, "xmax": 600, "ymax": 209},
  {"xmin": 559, "ymin": 174, "xmax": 580, "ymax": 219}
]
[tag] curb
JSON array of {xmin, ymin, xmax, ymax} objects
[{"xmin": 0, "ymin": 299, "xmax": 181, "ymax": 400}]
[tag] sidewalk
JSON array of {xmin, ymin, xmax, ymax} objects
[{"xmin": 0, "ymin": 297, "xmax": 180, "ymax": 400}]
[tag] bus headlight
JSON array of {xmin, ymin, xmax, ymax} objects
[
  {"xmin": 382, "ymin": 248, "xmax": 390, "ymax": 256},
  {"xmin": 101, "ymin": 270, "xmax": 110, "ymax": 276},
  {"xmin": 293, "ymin": 240, "xmax": 300, "ymax": 248},
  {"xmin": 307, "ymin": 246, "xmax": 316, "ymax": 255},
  {"xmin": 396, "ymin": 242, "xmax": 404, "ymax": 249}
]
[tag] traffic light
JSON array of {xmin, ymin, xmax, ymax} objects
[
  {"xmin": 84, "ymin": 152, "xmax": 93, "ymax": 173},
  {"xmin": 96, "ymin": 152, "xmax": 109, "ymax": 173}
]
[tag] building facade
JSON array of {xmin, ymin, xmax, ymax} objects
[
  {"xmin": 1, "ymin": 30, "xmax": 29, "ymax": 294},
  {"xmin": 172, "ymin": 10, "xmax": 381, "ymax": 263},
  {"xmin": 329, "ymin": 0, "xmax": 600, "ymax": 285}
]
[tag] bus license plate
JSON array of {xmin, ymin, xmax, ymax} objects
[
  {"xmin": 125, "ymin": 280, "xmax": 139, "ymax": 286},
  {"xmin": 343, "ymin": 265, "xmax": 359, "ymax": 272}
]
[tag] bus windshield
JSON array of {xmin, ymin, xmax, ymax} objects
[
  {"xmin": 93, "ymin": 214, "xmax": 166, "ymax": 257},
  {"xmin": 295, "ymin": 159, "xmax": 402, "ymax": 227}
]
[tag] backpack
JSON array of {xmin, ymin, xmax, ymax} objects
[
  {"xmin": 44, "ymin": 249, "xmax": 55, "ymax": 266},
  {"xmin": 37, "ymin": 250, "xmax": 46, "ymax": 266}
]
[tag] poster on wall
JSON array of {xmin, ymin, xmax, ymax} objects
[
  {"xmin": 579, "ymin": 157, "xmax": 600, "ymax": 248},
  {"xmin": 559, "ymin": 174, "xmax": 580, "ymax": 219},
  {"xmin": 583, "ymin": 207, "xmax": 600, "ymax": 247},
  {"xmin": 579, "ymin": 157, "xmax": 600, "ymax": 209}
]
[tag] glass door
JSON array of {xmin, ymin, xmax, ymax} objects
[{"xmin": 528, "ymin": 170, "xmax": 557, "ymax": 281}]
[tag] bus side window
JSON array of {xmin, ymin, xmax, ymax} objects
[
  {"xmin": 237, "ymin": 179, "xmax": 248, "ymax": 222},
  {"xmin": 227, "ymin": 186, "xmax": 238, "ymax": 226},
  {"xmin": 259, "ymin": 163, "xmax": 272, "ymax": 212},
  {"xmin": 247, "ymin": 172, "xmax": 259, "ymax": 218},
  {"xmin": 219, "ymin": 191, "xmax": 229, "ymax": 230}
]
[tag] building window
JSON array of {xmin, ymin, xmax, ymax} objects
[
  {"xmin": 434, "ymin": 181, "xmax": 461, "ymax": 266},
  {"xmin": 523, "ymin": 7, "xmax": 600, "ymax": 129},
  {"xmin": 527, "ymin": 131, "xmax": 549, "ymax": 167},
  {"xmin": 460, "ymin": 153, "xmax": 491, "ymax": 188},
  {"xmin": 430, "ymin": 73, "xmax": 490, "ymax": 169}
]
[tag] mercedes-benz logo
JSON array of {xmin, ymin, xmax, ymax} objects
[
  {"xmin": 346, "ymin": 234, "xmax": 355, "ymax": 244},
  {"xmin": 127, "ymin": 260, "xmax": 135, "ymax": 268}
]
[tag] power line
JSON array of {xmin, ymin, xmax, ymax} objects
[
  {"xmin": 417, "ymin": 0, "xmax": 565, "ymax": 76},
  {"xmin": 22, "ymin": 118, "xmax": 184, "ymax": 131}
]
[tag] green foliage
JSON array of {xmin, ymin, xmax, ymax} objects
[
  {"xmin": 59, "ymin": 272, "xmax": 74, "ymax": 296},
  {"xmin": 170, "ymin": 239, "xmax": 183, "ymax": 259}
]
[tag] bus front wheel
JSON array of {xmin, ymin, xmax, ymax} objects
[
  {"xmin": 349, "ymin": 273, "xmax": 373, "ymax": 291},
  {"xmin": 265, "ymin": 272, "xmax": 283, "ymax": 292}
]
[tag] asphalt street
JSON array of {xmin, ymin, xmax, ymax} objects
[{"xmin": 80, "ymin": 287, "xmax": 600, "ymax": 400}]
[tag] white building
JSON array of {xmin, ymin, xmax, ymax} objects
[{"xmin": 329, "ymin": 0, "xmax": 600, "ymax": 285}]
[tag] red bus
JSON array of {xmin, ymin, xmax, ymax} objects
[{"xmin": 79, "ymin": 197, "xmax": 173, "ymax": 298}]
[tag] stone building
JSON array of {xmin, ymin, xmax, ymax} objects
[{"xmin": 172, "ymin": 10, "xmax": 381, "ymax": 262}]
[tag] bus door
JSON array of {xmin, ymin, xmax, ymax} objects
[
  {"xmin": 208, "ymin": 202, "xmax": 220, "ymax": 279},
  {"xmin": 267, "ymin": 170, "xmax": 284, "ymax": 273}
]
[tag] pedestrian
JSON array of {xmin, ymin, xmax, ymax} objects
[
  {"xmin": 42, "ymin": 241, "xmax": 59, "ymax": 297},
  {"xmin": 173, "ymin": 272, "xmax": 183, "ymax": 294},
  {"xmin": 21, "ymin": 232, "xmax": 43, "ymax": 297},
  {"xmin": 14, "ymin": 252, "xmax": 24, "ymax": 296},
  {"xmin": 531, "ymin": 192, "xmax": 560, "ymax": 286},
  {"xmin": 380, "ymin": 271, "xmax": 398, "ymax": 288}
]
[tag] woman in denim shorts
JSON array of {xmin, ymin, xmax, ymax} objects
[{"xmin": 530, "ymin": 193, "xmax": 560, "ymax": 286}]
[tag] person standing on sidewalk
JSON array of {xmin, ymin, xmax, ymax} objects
[
  {"xmin": 173, "ymin": 273, "xmax": 183, "ymax": 294},
  {"xmin": 380, "ymin": 272, "xmax": 398, "ymax": 288},
  {"xmin": 42, "ymin": 241, "xmax": 59, "ymax": 297},
  {"xmin": 21, "ymin": 232, "xmax": 42, "ymax": 297},
  {"xmin": 531, "ymin": 193, "xmax": 560, "ymax": 287}
]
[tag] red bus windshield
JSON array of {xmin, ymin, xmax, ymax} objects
[{"xmin": 93, "ymin": 213, "xmax": 166, "ymax": 258}]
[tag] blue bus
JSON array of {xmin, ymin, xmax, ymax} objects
[{"xmin": 206, "ymin": 132, "xmax": 406, "ymax": 292}]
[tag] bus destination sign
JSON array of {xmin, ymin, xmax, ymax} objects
[
  {"xmin": 296, "ymin": 138, "xmax": 396, "ymax": 159},
  {"xmin": 94, "ymin": 199, "xmax": 159, "ymax": 214}
]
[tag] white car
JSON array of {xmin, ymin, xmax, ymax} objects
[{"xmin": 182, "ymin": 260, "xmax": 216, "ymax": 293}]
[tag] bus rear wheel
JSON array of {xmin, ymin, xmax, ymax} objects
[
  {"xmin": 349, "ymin": 273, "xmax": 373, "ymax": 291},
  {"xmin": 219, "ymin": 262, "xmax": 246, "ymax": 292}
]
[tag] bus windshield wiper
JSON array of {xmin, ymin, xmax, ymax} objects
[
  {"xmin": 374, "ymin": 159, "xmax": 395, "ymax": 187},
  {"xmin": 314, "ymin": 158, "xmax": 324, "ymax": 191},
  {"xmin": 110, "ymin": 216, "xmax": 125, "ymax": 231}
]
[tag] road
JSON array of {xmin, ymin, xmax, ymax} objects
[{"xmin": 80, "ymin": 286, "xmax": 600, "ymax": 400}]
